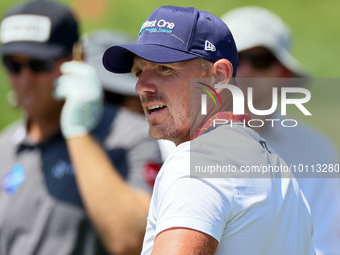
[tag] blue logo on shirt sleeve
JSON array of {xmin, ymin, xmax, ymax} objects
[{"xmin": 2, "ymin": 163, "xmax": 26, "ymax": 195}]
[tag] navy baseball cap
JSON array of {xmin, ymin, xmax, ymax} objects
[
  {"xmin": 0, "ymin": 0, "xmax": 79, "ymax": 60},
  {"xmin": 103, "ymin": 6, "xmax": 239, "ymax": 77}
]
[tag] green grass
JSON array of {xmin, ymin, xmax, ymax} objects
[{"xmin": 0, "ymin": 0, "xmax": 339, "ymax": 155}]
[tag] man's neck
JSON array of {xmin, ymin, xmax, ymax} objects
[
  {"xmin": 27, "ymin": 114, "xmax": 61, "ymax": 143},
  {"xmin": 189, "ymin": 102, "xmax": 233, "ymax": 139}
]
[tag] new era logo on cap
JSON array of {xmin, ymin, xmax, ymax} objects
[{"xmin": 205, "ymin": 40, "xmax": 216, "ymax": 52}]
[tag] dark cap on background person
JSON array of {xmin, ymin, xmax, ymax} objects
[
  {"xmin": 0, "ymin": 0, "xmax": 79, "ymax": 60},
  {"xmin": 102, "ymin": 6, "xmax": 239, "ymax": 77}
]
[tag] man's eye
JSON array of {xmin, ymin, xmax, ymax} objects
[
  {"xmin": 160, "ymin": 66, "xmax": 170, "ymax": 71},
  {"xmin": 135, "ymin": 70, "xmax": 142, "ymax": 77}
]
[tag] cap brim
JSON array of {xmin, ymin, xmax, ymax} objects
[
  {"xmin": 87, "ymin": 52, "xmax": 138, "ymax": 95},
  {"xmin": 103, "ymin": 44, "xmax": 198, "ymax": 74},
  {"xmin": 272, "ymin": 47, "xmax": 310, "ymax": 78},
  {"xmin": 1, "ymin": 41, "xmax": 69, "ymax": 60},
  {"xmin": 237, "ymin": 39, "xmax": 309, "ymax": 78}
]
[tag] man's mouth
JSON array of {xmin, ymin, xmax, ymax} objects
[{"xmin": 147, "ymin": 105, "xmax": 167, "ymax": 114}]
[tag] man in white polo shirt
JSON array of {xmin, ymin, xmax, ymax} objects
[
  {"xmin": 99, "ymin": 6, "xmax": 315, "ymax": 254},
  {"xmin": 56, "ymin": 5, "xmax": 315, "ymax": 255}
]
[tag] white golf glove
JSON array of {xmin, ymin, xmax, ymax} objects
[{"xmin": 54, "ymin": 61, "xmax": 103, "ymax": 139}]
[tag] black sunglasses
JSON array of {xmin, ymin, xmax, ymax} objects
[
  {"xmin": 2, "ymin": 57, "xmax": 56, "ymax": 74},
  {"xmin": 238, "ymin": 53, "xmax": 278, "ymax": 70}
]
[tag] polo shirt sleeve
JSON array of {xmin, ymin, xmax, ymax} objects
[
  {"xmin": 125, "ymin": 134, "xmax": 162, "ymax": 193},
  {"xmin": 154, "ymin": 151, "xmax": 234, "ymax": 242},
  {"xmin": 102, "ymin": 107, "xmax": 163, "ymax": 194}
]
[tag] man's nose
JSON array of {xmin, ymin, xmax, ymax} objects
[
  {"xmin": 16, "ymin": 66, "xmax": 37, "ymax": 87},
  {"xmin": 135, "ymin": 70, "xmax": 157, "ymax": 95}
]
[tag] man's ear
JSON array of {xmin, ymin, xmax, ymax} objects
[{"xmin": 212, "ymin": 59, "xmax": 233, "ymax": 94}]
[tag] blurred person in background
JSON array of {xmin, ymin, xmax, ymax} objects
[
  {"xmin": 221, "ymin": 7, "xmax": 340, "ymax": 254},
  {"xmin": 0, "ymin": 1, "xmax": 161, "ymax": 255},
  {"xmin": 84, "ymin": 29, "xmax": 175, "ymax": 162},
  {"xmin": 84, "ymin": 30, "xmax": 145, "ymax": 115}
]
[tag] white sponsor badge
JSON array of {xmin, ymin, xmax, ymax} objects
[{"xmin": 0, "ymin": 15, "xmax": 51, "ymax": 43}]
